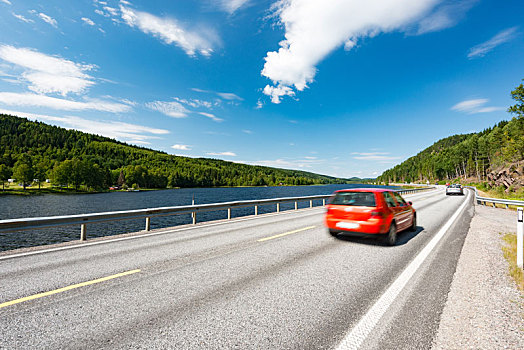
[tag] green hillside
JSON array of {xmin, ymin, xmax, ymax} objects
[
  {"xmin": 0, "ymin": 114, "xmax": 351, "ymax": 192},
  {"xmin": 378, "ymin": 80, "xmax": 524, "ymax": 194}
]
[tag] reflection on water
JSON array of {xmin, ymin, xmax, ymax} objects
[{"xmin": 0, "ymin": 184, "xmax": 392, "ymax": 251}]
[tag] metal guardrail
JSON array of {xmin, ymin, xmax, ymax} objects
[
  {"xmin": 0, "ymin": 187, "xmax": 434, "ymax": 241},
  {"xmin": 465, "ymin": 186, "xmax": 524, "ymax": 208}
]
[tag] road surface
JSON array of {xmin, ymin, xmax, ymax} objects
[{"xmin": 0, "ymin": 188, "xmax": 473, "ymax": 349}]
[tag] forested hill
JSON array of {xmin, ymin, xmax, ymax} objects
[
  {"xmin": 378, "ymin": 80, "xmax": 524, "ymax": 189},
  {"xmin": 0, "ymin": 114, "xmax": 350, "ymax": 190}
]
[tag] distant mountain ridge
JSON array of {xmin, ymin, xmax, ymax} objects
[
  {"xmin": 0, "ymin": 114, "xmax": 355, "ymax": 190},
  {"xmin": 377, "ymin": 118, "xmax": 524, "ymax": 191}
]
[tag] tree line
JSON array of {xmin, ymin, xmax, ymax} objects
[
  {"xmin": 378, "ymin": 80, "xmax": 524, "ymax": 186},
  {"xmin": 0, "ymin": 114, "xmax": 351, "ymax": 191}
]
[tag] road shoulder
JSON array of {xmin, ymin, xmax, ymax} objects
[{"xmin": 432, "ymin": 205, "xmax": 524, "ymax": 349}]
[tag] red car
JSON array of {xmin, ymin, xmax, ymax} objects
[{"xmin": 325, "ymin": 188, "xmax": 416, "ymax": 245}]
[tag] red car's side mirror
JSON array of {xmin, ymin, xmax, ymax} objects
[{"xmin": 408, "ymin": 201, "xmax": 413, "ymax": 206}]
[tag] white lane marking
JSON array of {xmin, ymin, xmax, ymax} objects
[
  {"xmin": 335, "ymin": 190, "xmax": 470, "ymax": 350},
  {"xmin": 0, "ymin": 206, "xmax": 324, "ymax": 261}
]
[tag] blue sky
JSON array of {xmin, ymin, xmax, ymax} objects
[{"xmin": 0, "ymin": 0, "xmax": 522, "ymax": 178}]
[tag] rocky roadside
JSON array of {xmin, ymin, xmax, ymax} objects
[{"xmin": 432, "ymin": 204, "xmax": 524, "ymax": 349}]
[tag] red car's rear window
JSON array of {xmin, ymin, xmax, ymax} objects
[{"xmin": 330, "ymin": 192, "xmax": 376, "ymax": 207}]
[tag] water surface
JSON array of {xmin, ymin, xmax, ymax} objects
[{"xmin": 0, "ymin": 184, "xmax": 392, "ymax": 251}]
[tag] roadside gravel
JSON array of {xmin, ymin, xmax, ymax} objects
[{"xmin": 433, "ymin": 204, "xmax": 524, "ymax": 349}]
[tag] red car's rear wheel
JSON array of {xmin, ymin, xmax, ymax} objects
[{"xmin": 386, "ymin": 222, "xmax": 397, "ymax": 246}]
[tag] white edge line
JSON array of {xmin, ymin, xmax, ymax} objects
[
  {"xmin": 0, "ymin": 206, "xmax": 325, "ymax": 261},
  {"xmin": 0, "ymin": 189, "xmax": 436, "ymax": 261},
  {"xmin": 335, "ymin": 190, "xmax": 471, "ymax": 350}
]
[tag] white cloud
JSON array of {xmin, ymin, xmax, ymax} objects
[
  {"xmin": 94, "ymin": 9, "xmax": 109, "ymax": 17},
  {"xmin": 191, "ymin": 88, "xmax": 207, "ymax": 93},
  {"xmin": 199, "ymin": 112, "xmax": 223, "ymax": 122},
  {"xmin": 0, "ymin": 92, "xmax": 132, "ymax": 113},
  {"xmin": 148, "ymin": 97, "xmax": 224, "ymax": 120},
  {"xmin": 0, "ymin": 109, "xmax": 168, "ymax": 143},
  {"xmin": 100, "ymin": 95, "xmax": 137, "ymax": 106},
  {"xmin": 242, "ymin": 129, "xmax": 252, "ymax": 134},
  {"xmin": 207, "ymin": 151, "xmax": 237, "ymax": 157},
  {"xmin": 192, "ymin": 87, "xmax": 243, "ymax": 101},
  {"xmin": 415, "ymin": 0, "xmax": 477, "ymax": 35},
  {"xmin": 146, "ymin": 100, "xmax": 189, "ymax": 118},
  {"xmin": 262, "ymin": 0, "xmax": 441, "ymax": 103},
  {"xmin": 131, "ymin": 140, "xmax": 151, "ymax": 145},
  {"xmin": 103, "ymin": 6, "xmax": 119, "ymax": 16},
  {"xmin": 451, "ymin": 98, "xmax": 504, "ymax": 114},
  {"xmin": 12, "ymin": 13, "xmax": 34, "ymax": 23},
  {"xmin": 120, "ymin": 4, "xmax": 216, "ymax": 56},
  {"xmin": 468, "ymin": 27, "xmax": 518, "ymax": 59},
  {"xmin": 216, "ymin": 92, "xmax": 243, "ymax": 101},
  {"xmin": 0, "ymin": 45, "xmax": 96, "ymax": 95},
  {"xmin": 245, "ymin": 156, "xmax": 324, "ymax": 169},
  {"xmin": 220, "ymin": 0, "xmax": 249, "ymax": 14},
  {"xmin": 262, "ymin": 84, "xmax": 294, "ymax": 104},
  {"xmin": 174, "ymin": 97, "xmax": 213, "ymax": 109},
  {"xmin": 38, "ymin": 13, "xmax": 58, "ymax": 28},
  {"xmin": 351, "ymin": 152, "xmax": 400, "ymax": 161},
  {"xmin": 172, "ymin": 144, "xmax": 191, "ymax": 151},
  {"xmin": 1, "ymin": 0, "xmax": 12, "ymax": 5},
  {"xmin": 81, "ymin": 17, "xmax": 96, "ymax": 26}
]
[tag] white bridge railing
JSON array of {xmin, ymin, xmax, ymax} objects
[{"xmin": 0, "ymin": 187, "xmax": 433, "ymax": 242}]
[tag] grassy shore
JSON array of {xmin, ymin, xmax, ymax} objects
[
  {"xmin": 0, "ymin": 182, "xmax": 138, "ymax": 195},
  {"xmin": 0, "ymin": 186, "xmax": 104, "ymax": 195}
]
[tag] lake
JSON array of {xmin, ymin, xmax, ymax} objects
[{"xmin": 0, "ymin": 184, "xmax": 393, "ymax": 251}]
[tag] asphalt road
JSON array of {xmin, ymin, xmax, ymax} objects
[{"xmin": 0, "ymin": 188, "xmax": 473, "ymax": 349}]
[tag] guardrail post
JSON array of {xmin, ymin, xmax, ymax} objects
[
  {"xmin": 277, "ymin": 203, "xmax": 280, "ymax": 212},
  {"xmin": 255, "ymin": 205, "xmax": 258, "ymax": 216},
  {"xmin": 310, "ymin": 200, "xmax": 313, "ymax": 208},
  {"xmin": 228, "ymin": 208, "xmax": 231, "ymax": 220},
  {"xmin": 506, "ymin": 204, "xmax": 509, "ymax": 209},
  {"xmin": 145, "ymin": 217, "xmax": 151, "ymax": 231},
  {"xmin": 80, "ymin": 224, "xmax": 86, "ymax": 241},
  {"xmin": 192, "ymin": 212, "xmax": 196, "ymax": 225},
  {"xmin": 323, "ymin": 199, "xmax": 326, "ymax": 206},
  {"xmin": 492, "ymin": 202, "xmax": 496, "ymax": 208},
  {"xmin": 517, "ymin": 208, "xmax": 523, "ymax": 269},
  {"xmin": 295, "ymin": 201, "xmax": 298, "ymax": 210}
]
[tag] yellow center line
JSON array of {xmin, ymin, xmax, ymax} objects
[
  {"xmin": 257, "ymin": 226, "xmax": 317, "ymax": 242},
  {"xmin": 0, "ymin": 269, "xmax": 141, "ymax": 309}
]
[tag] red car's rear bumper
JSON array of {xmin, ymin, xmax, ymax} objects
[{"xmin": 325, "ymin": 217, "xmax": 387, "ymax": 234}]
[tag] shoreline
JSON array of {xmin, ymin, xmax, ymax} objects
[{"xmin": 0, "ymin": 182, "xmax": 374, "ymax": 196}]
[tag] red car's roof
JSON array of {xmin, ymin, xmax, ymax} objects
[{"xmin": 334, "ymin": 188, "xmax": 393, "ymax": 193}]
